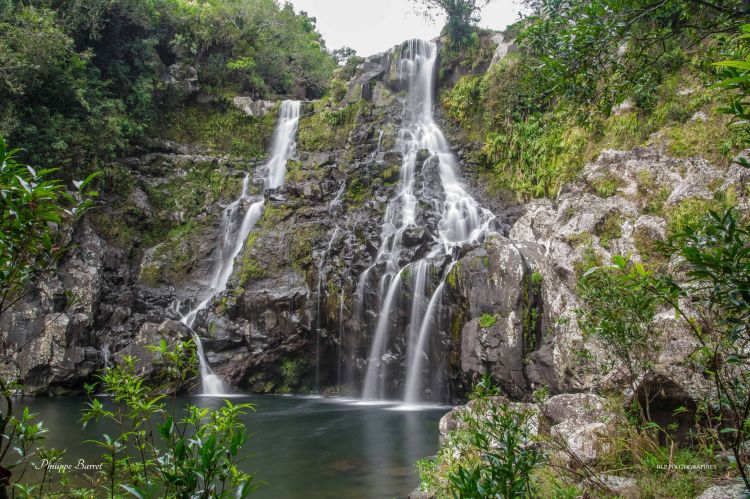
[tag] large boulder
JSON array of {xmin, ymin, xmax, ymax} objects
[{"xmin": 113, "ymin": 320, "xmax": 192, "ymax": 379}]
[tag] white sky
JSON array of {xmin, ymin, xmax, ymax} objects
[{"xmin": 288, "ymin": 0, "xmax": 525, "ymax": 56}]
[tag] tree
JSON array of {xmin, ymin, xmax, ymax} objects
[
  {"xmin": 518, "ymin": 0, "xmax": 750, "ymax": 115},
  {"xmin": 332, "ymin": 46, "xmax": 357, "ymax": 65},
  {"xmin": 578, "ymin": 210, "xmax": 750, "ymax": 489},
  {"xmin": 577, "ymin": 255, "xmax": 676, "ymax": 422},
  {"xmin": 411, "ymin": 0, "xmax": 492, "ymax": 44},
  {"xmin": 666, "ymin": 210, "xmax": 750, "ymax": 489},
  {"xmin": 714, "ymin": 23, "xmax": 750, "ymax": 166}
]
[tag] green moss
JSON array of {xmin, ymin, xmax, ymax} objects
[
  {"xmin": 666, "ymin": 195, "xmax": 736, "ymax": 235},
  {"xmin": 663, "ymin": 107, "xmax": 743, "ymax": 166},
  {"xmin": 573, "ymin": 242, "xmax": 602, "ymax": 279},
  {"xmin": 259, "ymin": 204, "xmax": 292, "ymax": 229},
  {"xmin": 288, "ymin": 224, "xmax": 324, "ymax": 274},
  {"xmin": 380, "ymin": 164, "xmax": 400, "ymax": 184},
  {"xmin": 345, "ymin": 178, "xmax": 369, "ymax": 205},
  {"xmin": 478, "ymin": 313, "xmax": 497, "ymax": 328},
  {"xmin": 595, "ymin": 212, "xmax": 623, "ymax": 249},
  {"xmin": 140, "ymin": 265, "xmax": 160, "ymax": 287},
  {"xmin": 565, "ymin": 231, "xmax": 593, "ymax": 249},
  {"xmin": 280, "ymin": 358, "xmax": 308, "ymax": 389},
  {"xmin": 237, "ymin": 253, "xmax": 264, "ymax": 286},
  {"xmin": 297, "ymin": 100, "xmax": 363, "ymax": 152},
  {"xmin": 633, "ymin": 225, "xmax": 664, "ymax": 265},
  {"xmin": 531, "ymin": 270, "xmax": 543, "ymax": 285},
  {"xmin": 634, "ymin": 170, "xmax": 670, "ymax": 214},
  {"xmin": 446, "ymin": 263, "xmax": 460, "ymax": 290}
]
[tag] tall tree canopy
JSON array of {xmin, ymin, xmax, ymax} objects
[
  {"xmin": 412, "ymin": 0, "xmax": 492, "ymax": 44},
  {"xmin": 0, "ymin": 0, "xmax": 336, "ymax": 173}
]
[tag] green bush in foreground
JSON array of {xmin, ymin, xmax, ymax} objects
[{"xmin": 0, "ymin": 340, "xmax": 257, "ymax": 498}]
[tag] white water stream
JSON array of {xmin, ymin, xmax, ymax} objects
[
  {"xmin": 177, "ymin": 100, "xmax": 301, "ymax": 396},
  {"xmin": 361, "ymin": 40, "xmax": 493, "ymax": 403}
]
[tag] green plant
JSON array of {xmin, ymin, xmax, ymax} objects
[
  {"xmin": 0, "ymin": 137, "xmax": 98, "ymax": 319},
  {"xmin": 470, "ymin": 373, "xmax": 501, "ymax": 400},
  {"xmin": 448, "ymin": 398, "xmax": 541, "ymax": 498},
  {"xmin": 81, "ymin": 340, "xmax": 258, "ymax": 498},
  {"xmin": 410, "ymin": 0, "xmax": 491, "ymax": 46},
  {"xmin": 530, "ymin": 271, "xmax": 543, "ymax": 286},
  {"xmin": 591, "ymin": 176, "xmax": 622, "ymax": 198},
  {"xmin": 478, "ymin": 313, "xmax": 497, "ymax": 328},
  {"xmin": 577, "ymin": 255, "xmax": 673, "ymax": 422},
  {"xmin": 0, "ymin": 390, "xmax": 57, "ymax": 498},
  {"xmin": 665, "ymin": 209, "xmax": 750, "ymax": 489},
  {"xmin": 713, "ymin": 24, "xmax": 750, "ymax": 166}
]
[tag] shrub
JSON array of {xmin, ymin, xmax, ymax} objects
[{"xmin": 478, "ymin": 313, "xmax": 497, "ymax": 328}]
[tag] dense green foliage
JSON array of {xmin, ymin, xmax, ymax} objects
[
  {"xmin": 442, "ymin": 0, "xmax": 749, "ymax": 199},
  {"xmin": 714, "ymin": 23, "xmax": 750, "ymax": 166},
  {"xmin": 577, "ymin": 209, "xmax": 750, "ymax": 490},
  {"xmin": 81, "ymin": 342, "xmax": 256, "ymax": 498},
  {"xmin": 0, "ymin": 0, "xmax": 335, "ymax": 173},
  {"xmin": 1, "ymin": 340, "xmax": 257, "ymax": 497},
  {"xmin": 577, "ymin": 256, "xmax": 674, "ymax": 421},
  {"xmin": 0, "ymin": 137, "xmax": 97, "ymax": 319},
  {"xmin": 447, "ymin": 400, "xmax": 541, "ymax": 497},
  {"xmin": 417, "ymin": 383, "xmax": 541, "ymax": 497}
]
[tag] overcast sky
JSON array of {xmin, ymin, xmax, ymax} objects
[{"xmin": 288, "ymin": 0, "xmax": 525, "ymax": 56}]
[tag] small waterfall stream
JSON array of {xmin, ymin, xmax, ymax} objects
[
  {"xmin": 314, "ymin": 183, "xmax": 345, "ymax": 391},
  {"xmin": 360, "ymin": 40, "xmax": 493, "ymax": 403},
  {"xmin": 178, "ymin": 100, "xmax": 301, "ymax": 396}
]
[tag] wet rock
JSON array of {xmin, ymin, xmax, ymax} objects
[
  {"xmin": 161, "ymin": 63, "xmax": 199, "ymax": 96},
  {"xmin": 113, "ymin": 320, "xmax": 191, "ymax": 379},
  {"xmin": 408, "ymin": 489, "xmax": 435, "ymax": 499},
  {"xmin": 451, "ymin": 234, "xmax": 560, "ymax": 396}
]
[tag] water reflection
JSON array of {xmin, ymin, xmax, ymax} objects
[{"xmin": 15, "ymin": 394, "xmax": 447, "ymax": 498}]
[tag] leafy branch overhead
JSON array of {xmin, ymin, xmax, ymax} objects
[{"xmin": 0, "ymin": 137, "xmax": 98, "ymax": 319}]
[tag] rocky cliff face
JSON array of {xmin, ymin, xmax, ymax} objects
[{"xmin": 2, "ymin": 33, "xmax": 747, "ymax": 406}]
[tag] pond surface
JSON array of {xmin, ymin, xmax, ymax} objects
[{"xmin": 18, "ymin": 394, "xmax": 449, "ymax": 498}]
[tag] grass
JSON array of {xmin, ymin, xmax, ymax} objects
[
  {"xmin": 441, "ymin": 62, "xmax": 746, "ymax": 201},
  {"xmin": 153, "ymin": 105, "xmax": 275, "ymax": 158},
  {"xmin": 591, "ymin": 175, "xmax": 624, "ymax": 198}
]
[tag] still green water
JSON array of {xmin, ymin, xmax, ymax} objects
[{"xmin": 18, "ymin": 394, "xmax": 448, "ymax": 498}]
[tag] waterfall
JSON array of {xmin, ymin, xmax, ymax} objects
[
  {"xmin": 337, "ymin": 288, "xmax": 346, "ymax": 384},
  {"xmin": 177, "ymin": 100, "xmax": 301, "ymax": 396},
  {"xmin": 362, "ymin": 272, "xmax": 403, "ymax": 399},
  {"xmin": 313, "ymin": 182, "xmax": 346, "ymax": 392},
  {"xmin": 101, "ymin": 343, "xmax": 111, "ymax": 368},
  {"xmin": 360, "ymin": 40, "xmax": 493, "ymax": 403}
]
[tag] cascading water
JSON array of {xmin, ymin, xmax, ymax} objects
[
  {"xmin": 314, "ymin": 182, "xmax": 346, "ymax": 391},
  {"xmin": 360, "ymin": 40, "xmax": 493, "ymax": 403},
  {"xmin": 177, "ymin": 100, "xmax": 301, "ymax": 396}
]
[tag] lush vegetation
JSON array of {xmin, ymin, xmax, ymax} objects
[
  {"xmin": 0, "ymin": 0, "xmax": 336, "ymax": 175},
  {"xmin": 0, "ymin": 137, "xmax": 97, "ymax": 319},
  {"xmin": 0, "ymin": 339, "xmax": 257, "ymax": 498},
  {"xmin": 410, "ymin": 0, "xmax": 492, "ymax": 46},
  {"xmin": 441, "ymin": 0, "xmax": 750, "ymax": 199}
]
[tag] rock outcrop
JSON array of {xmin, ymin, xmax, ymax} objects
[{"xmin": 1, "ymin": 33, "xmax": 747, "ymax": 409}]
